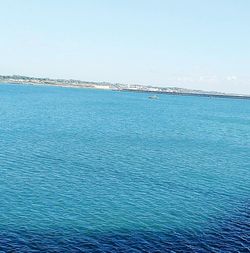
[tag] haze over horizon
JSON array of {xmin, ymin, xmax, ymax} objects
[{"xmin": 0, "ymin": 0, "xmax": 249, "ymax": 94}]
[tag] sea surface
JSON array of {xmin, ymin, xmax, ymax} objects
[{"xmin": 0, "ymin": 83, "xmax": 249, "ymax": 252}]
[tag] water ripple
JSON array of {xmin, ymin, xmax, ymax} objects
[{"xmin": 0, "ymin": 84, "xmax": 250, "ymax": 252}]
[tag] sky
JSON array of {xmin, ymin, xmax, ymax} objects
[{"xmin": 0, "ymin": 0, "xmax": 250, "ymax": 94}]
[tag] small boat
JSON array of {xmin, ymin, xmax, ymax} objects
[{"xmin": 148, "ymin": 95, "xmax": 159, "ymax": 99}]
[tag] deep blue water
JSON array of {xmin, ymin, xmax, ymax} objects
[{"xmin": 0, "ymin": 83, "xmax": 249, "ymax": 252}]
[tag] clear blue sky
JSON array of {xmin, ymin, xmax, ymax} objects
[{"xmin": 0, "ymin": 0, "xmax": 249, "ymax": 94}]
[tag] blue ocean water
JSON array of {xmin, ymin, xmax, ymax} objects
[{"xmin": 0, "ymin": 83, "xmax": 249, "ymax": 252}]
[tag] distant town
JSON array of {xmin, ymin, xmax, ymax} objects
[{"xmin": 0, "ymin": 75, "xmax": 249, "ymax": 99}]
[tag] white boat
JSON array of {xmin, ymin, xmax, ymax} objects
[{"xmin": 148, "ymin": 95, "xmax": 159, "ymax": 99}]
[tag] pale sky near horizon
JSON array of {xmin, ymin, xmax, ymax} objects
[{"xmin": 0, "ymin": 0, "xmax": 250, "ymax": 94}]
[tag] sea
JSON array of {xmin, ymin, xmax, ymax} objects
[{"xmin": 0, "ymin": 83, "xmax": 249, "ymax": 252}]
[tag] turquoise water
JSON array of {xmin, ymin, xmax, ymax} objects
[{"xmin": 0, "ymin": 83, "xmax": 249, "ymax": 252}]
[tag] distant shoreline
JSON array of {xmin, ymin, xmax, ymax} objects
[
  {"xmin": 1, "ymin": 75, "xmax": 250, "ymax": 100},
  {"xmin": 121, "ymin": 89, "xmax": 250, "ymax": 100}
]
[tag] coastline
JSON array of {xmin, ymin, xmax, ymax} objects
[
  {"xmin": 0, "ymin": 75, "xmax": 250, "ymax": 100},
  {"xmin": 121, "ymin": 89, "xmax": 250, "ymax": 100}
]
